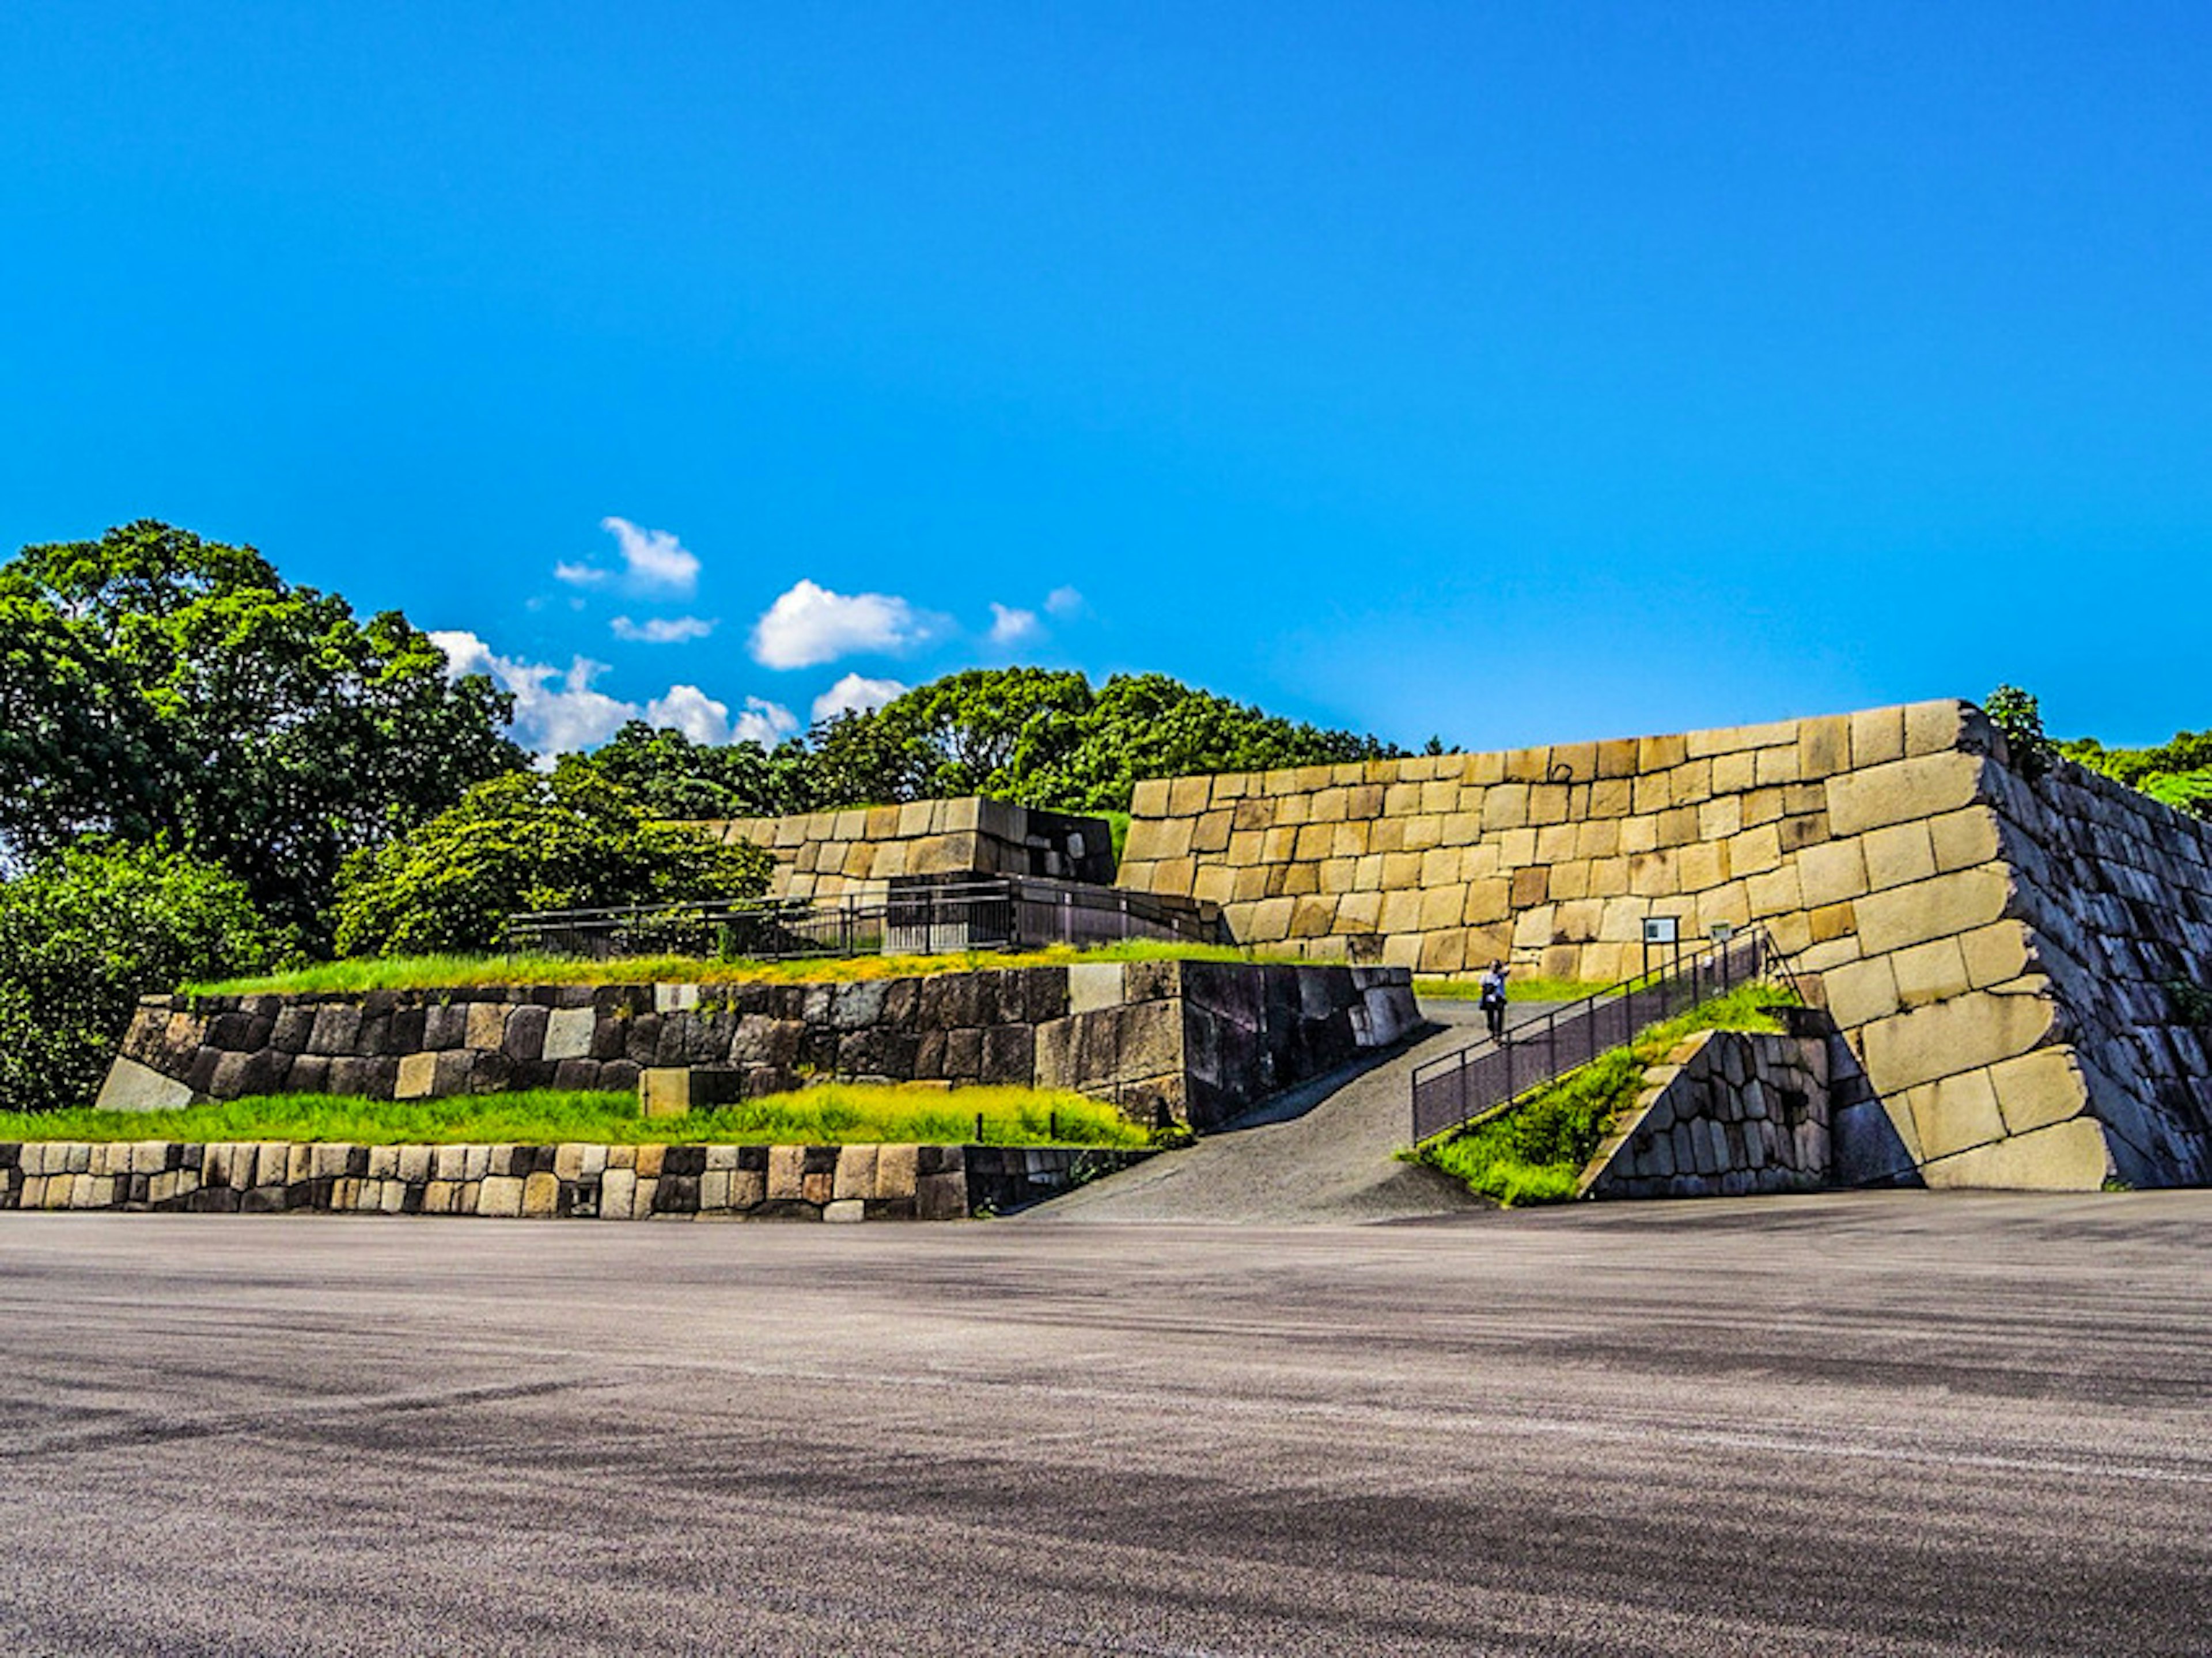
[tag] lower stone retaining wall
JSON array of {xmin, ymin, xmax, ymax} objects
[
  {"xmin": 0, "ymin": 1140, "xmax": 1145, "ymax": 1221},
  {"xmin": 1578, "ymin": 1029, "xmax": 1832, "ymax": 1200},
  {"xmin": 101, "ymin": 962, "xmax": 1418, "ymax": 1133}
]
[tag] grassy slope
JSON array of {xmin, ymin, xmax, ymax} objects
[
  {"xmin": 1412, "ymin": 983, "xmax": 1798, "ymax": 1207},
  {"xmin": 188, "ymin": 939, "xmax": 1310, "ymax": 996},
  {"xmin": 0, "ymin": 1082, "xmax": 1149, "ymax": 1148}
]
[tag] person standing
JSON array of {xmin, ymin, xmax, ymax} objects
[{"xmin": 1478, "ymin": 959, "xmax": 1509, "ymax": 1044}]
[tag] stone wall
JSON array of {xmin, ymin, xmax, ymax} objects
[
  {"xmin": 0, "ymin": 1139, "xmax": 1144, "ymax": 1221},
  {"xmin": 1114, "ymin": 700, "xmax": 2212, "ymax": 1189},
  {"xmin": 1578, "ymin": 1030, "xmax": 1832, "ymax": 1200},
  {"xmin": 694, "ymin": 797, "xmax": 1114, "ymax": 904},
  {"xmin": 101, "ymin": 962, "xmax": 1417, "ymax": 1134}
]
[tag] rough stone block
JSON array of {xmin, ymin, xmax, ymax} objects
[
  {"xmin": 477, "ymin": 1175, "xmax": 524, "ymax": 1219},
  {"xmin": 94, "ymin": 1056, "xmax": 195, "ymax": 1112},
  {"xmin": 1918, "ymin": 1117, "xmax": 2111, "ymax": 1191},
  {"xmin": 543, "ymin": 1007, "xmax": 596, "ymax": 1062},
  {"xmin": 1826, "ymin": 751, "xmax": 1983, "ymax": 837},
  {"xmin": 393, "ymin": 1052, "xmax": 438, "ymax": 1101},
  {"xmin": 1987, "ymin": 1047, "xmax": 2090, "ymax": 1135},
  {"xmin": 1859, "ymin": 982, "xmax": 2057, "ymax": 1094},
  {"xmin": 1891, "ymin": 938, "xmax": 1972, "ymax": 1008},
  {"xmin": 1853, "ymin": 866, "xmax": 2011, "ymax": 956},
  {"xmin": 1862, "ymin": 822, "xmax": 1938, "ymax": 891}
]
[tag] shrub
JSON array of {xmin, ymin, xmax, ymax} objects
[
  {"xmin": 331, "ymin": 772, "xmax": 775, "ymax": 957},
  {"xmin": 0, "ymin": 839, "xmax": 287, "ymax": 1113}
]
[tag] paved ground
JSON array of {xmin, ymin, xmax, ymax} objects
[
  {"xmin": 4, "ymin": 1194, "xmax": 2209, "ymax": 1655},
  {"xmin": 1040, "ymin": 997, "xmax": 1550, "ymax": 1223}
]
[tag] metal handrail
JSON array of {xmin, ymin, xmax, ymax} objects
[
  {"xmin": 502, "ymin": 874, "xmax": 1224, "ymax": 963},
  {"xmin": 1410, "ymin": 928, "xmax": 1794, "ymax": 1144}
]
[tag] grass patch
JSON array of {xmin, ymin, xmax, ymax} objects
[
  {"xmin": 1415, "ymin": 974, "xmax": 1613, "ymax": 1004},
  {"xmin": 1411, "ymin": 982, "xmax": 1800, "ymax": 1207},
  {"xmin": 188, "ymin": 938, "xmax": 1313, "ymax": 997},
  {"xmin": 0, "ymin": 1083, "xmax": 1149, "ymax": 1148}
]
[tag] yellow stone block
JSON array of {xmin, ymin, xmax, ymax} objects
[
  {"xmin": 1849, "ymin": 705, "xmax": 1906, "ymax": 768},
  {"xmin": 1796, "ymin": 837, "xmax": 1869, "ymax": 906},
  {"xmin": 1745, "ymin": 864, "xmax": 1801, "ymax": 917},
  {"xmin": 1168, "ymin": 775, "xmax": 1213, "ymax": 814},
  {"xmin": 1929, "ymin": 806, "xmax": 2001, "ymax": 873},
  {"xmin": 1863, "ymin": 821, "xmax": 1937, "ymax": 890},
  {"xmin": 1483, "ymin": 786, "xmax": 1529, "ymax": 830}
]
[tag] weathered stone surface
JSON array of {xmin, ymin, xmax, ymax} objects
[
  {"xmin": 94, "ymin": 1056, "xmax": 195, "ymax": 1112},
  {"xmin": 1918, "ymin": 1117, "xmax": 2111, "ymax": 1191}
]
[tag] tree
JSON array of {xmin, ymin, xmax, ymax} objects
[
  {"xmin": 0, "ymin": 840, "xmax": 287, "ymax": 1114},
  {"xmin": 0, "ymin": 522, "xmax": 525, "ymax": 938},
  {"xmin": 330, "ymin": 771, "xmax": 776, "ymax": 957},
  {"xmin": 1984, "ymin": 684, "xmax": 2054, "ymax": 781},
  {"xmin": 555, "ymin": 719, "xmax": 816, "ymax": 821},
  {"xmin": 1021, "ymin": 672, "xmax": 1399, "ymax": 812},
  {"xmin": 766, "ymin": 667, "xmax": 1398, "ymax": 814}
]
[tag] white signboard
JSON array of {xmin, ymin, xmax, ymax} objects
[{"xmin": 1642, "ymin": 916, "xmax": 1680, "ymax": 946}]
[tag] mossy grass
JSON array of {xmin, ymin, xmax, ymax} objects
[
  {"xmin": 1410, "ymin": 982, "xmax": 1801, "ymax": 1207},
  {"xmin": 0, "ymin": 1082, "xmax": 1148, "ymax": 1148},
  {"xmin": 186, "ymin": 938, "xmax": 1315, "ymax": 997}
]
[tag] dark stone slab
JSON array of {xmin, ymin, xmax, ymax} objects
[
  {"xmin": 981, "ymin": 1024, "xmax": 1035, "ymax": 1086},
  {"xmin": 422, "ymin": 1004, "xmax": 468, "ymax": 1050}
]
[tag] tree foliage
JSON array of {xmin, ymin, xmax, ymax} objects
[
  {"xmin": 564, "ymin": 667, "xmax": 1402, "ymax": 818},
  {"xmin": 0, "ymin": 521, "xmax": 525, "ymax": 937},
  {"xmin": 552, "ymin": 719, "xmax": 816, "ymax": 820},
  {"xmin": 0, "ymin": 840, "xmax": 287, "ymax": 1113},
  {"xmin": 331, "ymin": 772, "xmax": 777, "ymax": 957},
  {"xmin": 1995, "ymin": 685, "xmax": 2212, "ymax": 819}
]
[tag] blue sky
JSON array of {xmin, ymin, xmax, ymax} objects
[{"xmin": 3, "ymin": 3, "xmax": 2207, "ymax": 755}]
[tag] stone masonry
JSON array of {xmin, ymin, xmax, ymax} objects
[
  {"xmin": 1115, "ymin": 700, "xmax": 2212, "ymax": 1190},
  {"xmin": 694, "ymin": 797, "xmax": 1114, "ymax": 905},
  {"xmin": 100, "ymin": 962, "xmax": 1418, "ymax": 1135},
  {"xmin": 1578, "ymin": 1029, "xmax": 1832, "ymax": 1200},
  {"xmin": 0, "ymin": 1139, "xmax": 1143, "ymax": 1221}
]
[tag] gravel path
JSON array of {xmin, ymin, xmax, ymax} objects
[{"xmin": 1029, "ymin": 998, "xmax": 1559, "ymax": 1224}]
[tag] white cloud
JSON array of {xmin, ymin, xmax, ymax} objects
[
  {"xmin": 642, "ymin": 684, "xmax": 730, "ymax": 745},
  {"xmin": 554, "ymin": 517, "xmax": 702, "ymax": 597},
  {"xmin": 812, "ymin": 672, "xmax": 907, "ymax": 723},
  {"xmin": 731, "ymin": 696, "xmax": 801, "ymax": 746},
  {"xmin": 611, "ymin": 614, "xmax": 717, "ymax": 644},
  {"xmin": 749, "ymin": 578, "xmax": 929, "ymax": 669},
  {"xmin": 1044, "ymin": 586, "xmax": 1084, "ymax": 617},
  {"xmin": 431, "ymin": 629, "xmax": 781, "ymax": 759},
  {"xmin": 987, "ymin": 602, "xmax": 1040, "ymax": 646}
]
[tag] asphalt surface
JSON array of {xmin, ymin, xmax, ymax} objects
[
  {"xmin": 5, "ymin": 1194, "xmax": 2210, "ymax": 1655},
  {"xmin": 1039, "ymin": 997, "xmax": 1550, "ymax": 1223}
]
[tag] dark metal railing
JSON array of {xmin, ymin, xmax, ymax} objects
[
  {"xmin": 1410, "ymin": 928, "xmax": 1792, "ymax": 1145},
  {"xmin": 503, "ymin": 875, "xmax": 1224, "ymax": 962}
]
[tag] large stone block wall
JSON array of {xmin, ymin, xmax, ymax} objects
[
  {"xmin": 1115, "ymin": 700, "xmax": 2212, "ymax": 1189},
  {"xmin": 1578, "ymin": 1030, "xmax": 1832, "ymax": 1200},
  {"xmin": 694, "ymin": 797, "xmax": 1114, "ymax": 904},
  {"xmin": 0, "ymin": 1139, "xmax": 1143, "ymax": 1221},
  {"xmin": 101, "ymin": 962, "xmax": 1417, "ymax": 1134}
]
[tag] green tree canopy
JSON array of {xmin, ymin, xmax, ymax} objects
[
  {"xmin": 331, "ymin": 771, "xmax": 777, "ymax": 957},
  {"xmin": 752, "ymin": 667, "xmax": 1397, "ymax": 815},
  {"xmin": 0, "ymin": 521, "xmax": 526, "ymax": 938},
  {"xmin": 0, "ymin": 840, "xmax": 287, "ymax": 1113},
  {"xmin": 554, "ymin": 719, "xmax": 816, "ymax": 820}
]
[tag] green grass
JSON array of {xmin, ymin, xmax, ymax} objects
[
  {"xmin": 1415, "ymin": 974, "xmax": 1613, "ymax": 1004},
  {"xmin": 188, "ymin": 938, "xmax": 1315, "ymax": 997},
  {"xmin": 1411, "ymin": 982, "xmax": 1800, "ymax": 1207},
  {"xmin": 0, "ymin": 1082, "xmax": 1149, "ymax": 1148}
]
